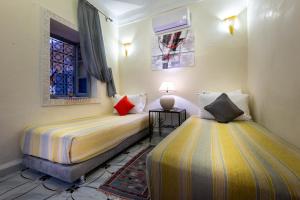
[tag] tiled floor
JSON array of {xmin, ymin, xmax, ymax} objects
[{"xmin": 0, "ymin": 131, "xmax": 170, "ymax": 200}]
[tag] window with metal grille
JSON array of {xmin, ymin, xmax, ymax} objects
[{"xmin": 50, "ymin": 19, "xmax": 90, "ymax": 99}]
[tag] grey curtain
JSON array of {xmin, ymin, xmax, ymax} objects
[{"xmin": 78, "ymin": 0, "xmax": 116, "ymax": 97}]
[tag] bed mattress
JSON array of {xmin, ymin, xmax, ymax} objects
[
  {"xmin": 21, "ymin": 113, "xmax": 148, "ymax": 164},
  {"xmin": 146, "ymin": 116, "xmax": 300, "ymax": 200}
]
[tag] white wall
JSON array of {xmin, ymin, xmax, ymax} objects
[
  {"xmin": 4, "ymin": 0, "xmax": 299, "ymax": 173},
  {"xmin": 0, "ymin": 0, "xmax": 119, "ymax": 170},
  {"xmin": 248, "ymin": 0, "xmax": 300, "ymax": 147},
  {"xmin": 118, "ymin": 0, "xmax": 248, "ymax": 115}
]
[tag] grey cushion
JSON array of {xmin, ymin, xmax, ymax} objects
[{"xmin": 204, "ymin": 93, "xmax": 244, "ymax": 123}]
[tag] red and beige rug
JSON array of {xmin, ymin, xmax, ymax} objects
[{"xmin": 99, "ymin": 146, "xmax": 153, "ymax": 200}]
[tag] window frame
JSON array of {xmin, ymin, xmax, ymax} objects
[
  {"xmin": 50, "ymin": 34, "xmax": 77, "ymax": 99},
  {"xmin": 49, "ymin": 34, "xmax": 91, "ymax": 99},
  {"xmin": 75, "ymin": 46, "xmax": 91, "ymax": 98},
  {"xmin": 40, "ymin": 8, "xmax": 99, "ymax": 106}
]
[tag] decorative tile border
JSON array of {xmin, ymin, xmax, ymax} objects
[{"xmin": 39, "ymin": 7, "xmax": 100, "ymax": 106}]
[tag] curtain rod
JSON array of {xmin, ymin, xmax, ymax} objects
[{"xmin": 86, "ymin": 0, "xmax": 114, "ymax": 22}]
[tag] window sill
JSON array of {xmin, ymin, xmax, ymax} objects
[
  {"xmin": 43, "ymin": 96, "xmax": 100, "ymax": 107},
  {"xmin": 50, "ymin": 96, "xmax": 90, "ymax": 100}
]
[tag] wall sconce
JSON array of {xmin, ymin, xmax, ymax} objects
[
  {"xmin": 123, "ymin": 43, "xmax": 131, "ymax": 57},
  {"xmin": 223, "ymin": 15, "xmax": 238, "ymax": 35}
]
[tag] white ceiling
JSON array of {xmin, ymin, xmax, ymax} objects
[
  {"xmin": 98, "ymin": 0, "xmax": 144, "ymax": 16},
  {"xmin": 88, "ymin": 0, "xmax": 248, "ymax": 26},
  {"xmin": 88, "ymin": 0, "xmax": 202, "ymax": 25}
]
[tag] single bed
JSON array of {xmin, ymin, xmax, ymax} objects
[
  {"xmin": 146, "ymin": 116, "xmax": 300, "ymax": 200},
  {"xmin": 21, "ymin": 113, "xmax": 148, "ymax": 182}
]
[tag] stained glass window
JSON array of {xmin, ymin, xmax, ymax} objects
[{"xmin": 50, "ymin": 37, "xmax": 75, "ymax": 97}]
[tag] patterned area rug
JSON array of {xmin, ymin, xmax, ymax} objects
[{"xmin": 99, "ymin": 146, "xmax": 153, "ymax": 200}]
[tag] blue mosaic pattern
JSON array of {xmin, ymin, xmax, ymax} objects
[
  {"xmin": 50, "ymin": 37, "xmax": 75, "ymax": 97},
  {"xmin": 52, "ymin": 38, "xmax": 64, "ymax": 53},
  {"xmin": 64, "ymin": 43, "xmax": 74, "ymax": 55},
  {"xmin": 65, "ymin": 65, "xmax": 74, "ymax": 96},
  {"xmin": 64, "ymin": 55, "xmax": 73, "ymax": 65}
]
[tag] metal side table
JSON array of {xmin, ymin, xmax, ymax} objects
[{"xmin": 149, "ymin": 108, "xmax": 186, "ymax": 141}]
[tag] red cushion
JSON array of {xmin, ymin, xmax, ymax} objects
[{"xmin": 114, "ymin": 96, "xmax": 135, "ymax": 116}]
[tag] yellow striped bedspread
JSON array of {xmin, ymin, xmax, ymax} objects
[
  {"xmin": 21, "ymin": 113, "xmax": 148, "ymax": 164},
  {"xmin": 146, "ymin": 116, "xmax": 300, "ymax": 200}
]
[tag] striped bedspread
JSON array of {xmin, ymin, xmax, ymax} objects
[
  {"xmin": 146, "ymin": 116, "xmax": 300, "ymax": 200},
  {"xmin": 21, "ymin": 113, "xmax": 148, "ymax": 164}
]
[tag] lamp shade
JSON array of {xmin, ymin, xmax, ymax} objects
[{"xmin": 159, "ymin": 82, "xmax": 176, "ymax": 93}]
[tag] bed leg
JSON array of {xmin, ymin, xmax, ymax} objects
[{"xmin": 79, "ymin": 175, "xmax": 86, "ymax": 184}]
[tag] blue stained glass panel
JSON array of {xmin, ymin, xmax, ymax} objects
[
  {"xmin": 52, "ymin": 39, "xmax": 64, "ymax": 52},
  {"xmin": 64, "ymin": 65, "xmax": 73, "ymax": 73},
  {"xmin": 50, "ymin": 37, "xmax": 76, "ymax": 97},
  {"xmin": 54, "ymin": 74, "xmax": 65, "ymax": 95},
  {"xmin": 64, "ymin": 55, "xmax": 73, "ymax": 65},
  {"xmin": 64, "ymin": 43, "xmax": 74, "ymax": 55},
  {"xmin": 65, "ymin": 65, "xmax": 74, "ymax": 96},
  {"xmin": 52, "ymin": 62, "xmax": 63, "ymax": 73},
  {"xmin": 52, "ymin": 52, "xmax": 64, "ymax": 63}
]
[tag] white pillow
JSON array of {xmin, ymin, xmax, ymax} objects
[
  {"xmin": 198, "ymin": 93, "xmax": 251, "ymax": 121},
  {"xmin": 113, "ymin": 93, "xmax": 146, "ymax": 114},
  {"xmin": 201, "ymin": 89, "xmax": 242, "ymax": 95}
]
